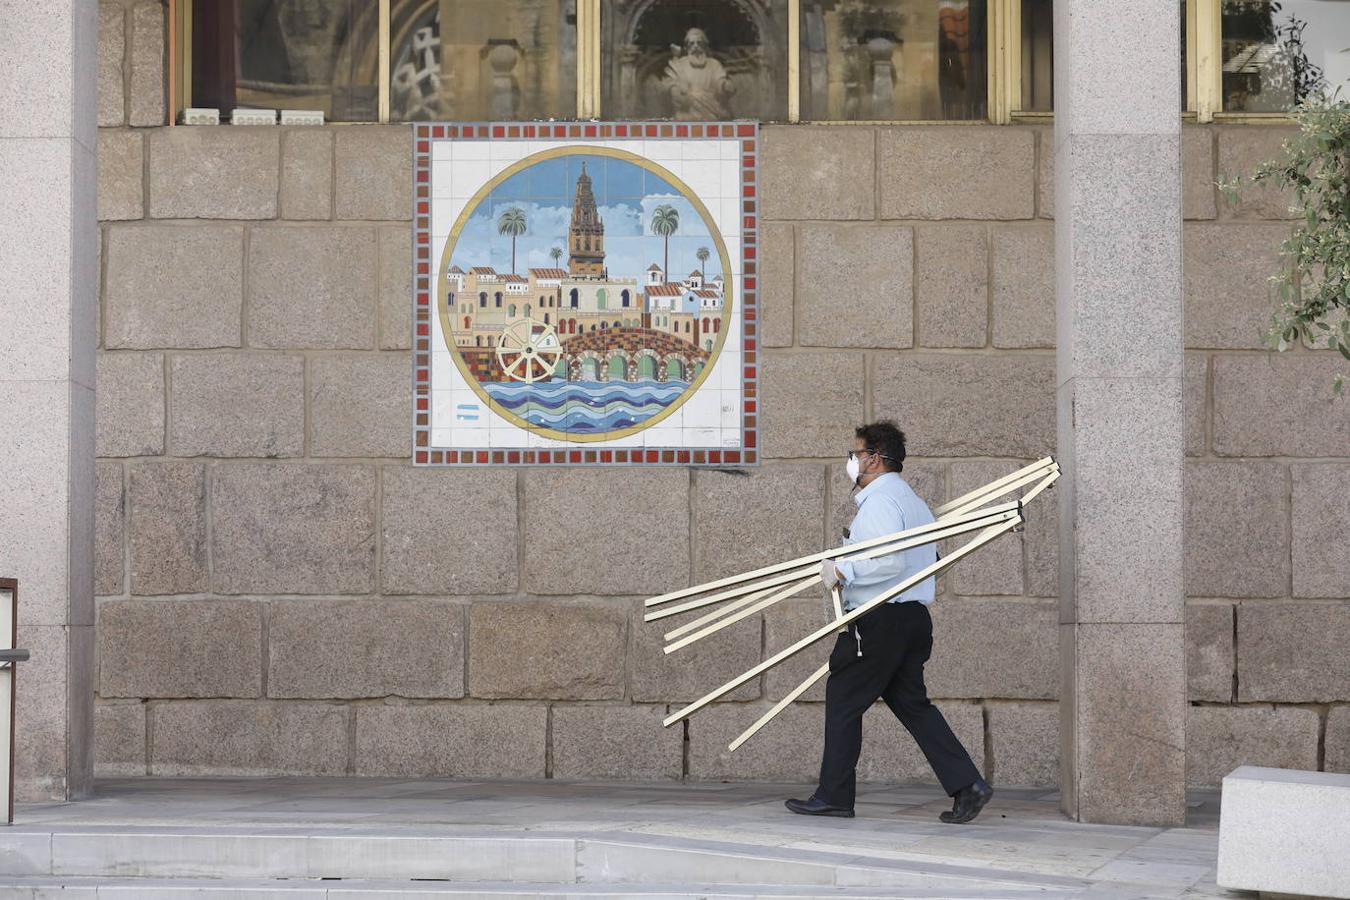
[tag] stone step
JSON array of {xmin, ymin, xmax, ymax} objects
[
  {"xmin": 0, "ymin": 827, "xmax": 1090, "ymax": 895},
  {"xmin": 0, "ymin": 874, "xmax": 1079, "ymax": 899}
]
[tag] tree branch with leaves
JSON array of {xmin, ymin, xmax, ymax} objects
[{"xmin": 1219, "ymin": 94, "xmax": 1350, "ymax": 396}]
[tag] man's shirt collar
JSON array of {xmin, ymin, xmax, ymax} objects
[{"xmin": 854, "ymin": 470, "xmax": 901, "ymax": 506}]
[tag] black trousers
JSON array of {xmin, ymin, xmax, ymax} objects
[{"xmin": 816, "ymin": 600, "xmax": 981, "ymax": 808}]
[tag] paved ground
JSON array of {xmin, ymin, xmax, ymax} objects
[{"xmin": 7, "ymin": 778, "xmax": 1239, "ymax": 898}]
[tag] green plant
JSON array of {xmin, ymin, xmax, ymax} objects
[{"xmin": 1219, "ymin": 93, "xmax": 1350, "ymax": 396}]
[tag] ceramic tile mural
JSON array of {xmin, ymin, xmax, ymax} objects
[{"xmin": 412, "ymin": 122, "xmax": 759, "ymax": 466}]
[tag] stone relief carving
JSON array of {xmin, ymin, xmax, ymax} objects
[{"xmin": 664, "ymin": 28, "xmax": 735, "ymax": 120}]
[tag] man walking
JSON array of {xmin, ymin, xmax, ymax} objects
[{"xmin": 786, "ymin": 421, "xmax": 993, "ymax": 824}]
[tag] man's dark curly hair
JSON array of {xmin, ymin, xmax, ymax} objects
[{"xmin": 854, "ymin": 420, "xmax": 906, "ymax": 472}]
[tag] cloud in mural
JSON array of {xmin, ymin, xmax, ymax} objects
[{"xmin": 448, "ymin": 192, "xmax": 720, "ymax": 280}]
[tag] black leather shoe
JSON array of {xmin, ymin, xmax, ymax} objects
[
  {"xmin": 785, "ymin": 796, "xmax": 855, "ymax": 818},
  {"xmin": 940, "ymin": 778, "xmax": 993, "ymax": 824}
]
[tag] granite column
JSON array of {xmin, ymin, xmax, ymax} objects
[
  {"xmin": 1054, "ymin": 1, "xmax": 1187, "ymax": 825},
  {"xmin": 0, "ymin": 0, "xmax": 99, "ymax": 801}
]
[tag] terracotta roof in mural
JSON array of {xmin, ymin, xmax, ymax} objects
[
  {"xmin": 694, "ymin": 289, "xmax": 720, "ymax": 299},
  {"xmin": 503, "ymin": 274, "xmax": 527, "ymax": 283},
  {"xmin": 688, "ymin": 270, "xmax": 703, "ymax": 278},
  {"xmin": 448, "ymin": 265, "xmax": 465, "ymax": 274},
  {"xmin": 528, "ymin": 268, "xmax": 569, "ymax": 279},
  {"xmin": 647, "ymin": 263, "xmax": 663, "ymax": 272},
  {"xmin": 471, "ymin": 266, "xmax": 497, "ymax": 276},
  {"xmin": 647, "ymin": 284, "xmax": 685, "ymax": 297}
]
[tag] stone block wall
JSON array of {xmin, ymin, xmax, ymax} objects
[{"xmin": 83, "ymin": 8, "xmax": 1349, "ymax": 789}]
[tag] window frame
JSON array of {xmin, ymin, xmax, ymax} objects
[
  {"xmin": 166, "ymin": 0, "xmax": 1306, "ymax": 127},
  {"xmin": 1206, "ymin": 0, "xmax": 1331, "ymax": 122}
]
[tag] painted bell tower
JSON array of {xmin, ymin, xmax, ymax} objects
[{"xmin": 567, "ymin": 162, "xmax": 606, "ymax": 278}]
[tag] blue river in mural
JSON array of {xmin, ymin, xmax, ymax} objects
[{"xmin": 483, "ymin": 379, "xmax": 689, "ymax": 432}]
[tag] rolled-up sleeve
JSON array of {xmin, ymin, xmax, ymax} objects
[{"xmin": 835, "ymin": 497, "xmax": 908, "ymax": 587}]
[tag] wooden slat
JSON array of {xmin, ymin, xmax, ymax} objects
[
  {"xmin": 933, "ymin": 457, "xmax": 1054, "ymax": 517},
  {"xmin": 644, "ymin": 500, "xmax": 1021, "ymax": 609},
  {"xmin": 645, "ymin": 501, "xmax": 1018, "ymax": 622},
  {"xmin": 940, "ymin": 464, "xmax": 1058, "ymax": 520},
  {"xmin": 663, "ymin": 508, "xmax": 1019, "ymax": 652},
  {"xmin": 662, "ymin": 517, "xmax": 1021, "ymax": 728},
  {"xmin": 664, "ymin": 576, "xmax": 815, "ymax": 653},
  {"xmin": 728, "ymin": 663, "xmax": 829, "ymax": 752},
  {"xmin": 661, "ymin": 580, "xmax": 798, "ymax": 639}
]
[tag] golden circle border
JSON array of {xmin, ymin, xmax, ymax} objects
[{"xmin": 437, "ymin": 145, "xmax": 735, "ymax": 443}]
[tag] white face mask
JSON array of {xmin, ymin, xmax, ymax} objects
[{"xmin": 846, "ymin": 455, "xmax": 861, "ymax": 484}]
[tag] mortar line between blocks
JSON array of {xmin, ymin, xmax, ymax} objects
[
  {"xmin": 681, "ymin": 714, "xmax": 690, "ymax": 780},
  {"xmin": 144, "ymin": 698, "xmax": 154, "ymax": 776},
  {"xmin": 259, "ymin": 598, "xmax": 270, "ymax": 699},
  {"xmin": 544, "ymin": 703, "xmax": 554, "ymax": 779},
  {"xmin": 1285, "ymin": 464, "xmax": 1293, "ymax": 598},
  {"xmin": 872, "ymin": 128, "xmax": 880, "ymax": 223},
  {"xmin": 203, "ymin": 459, "xmax": 215, "ymax": 598},
  {"xmin": 863, "ymin": 351, "xmax": 874, "ymax": 422},
  {"xmin": 984, "ymin": 223, "xmax": 993, "ymax": 349},
  {"xmin": 302, "ymin": 355, "xmax": 311, "ymax": 458},
  {"xmin": 120, "ymin": 459, "xmax": 131, "ymax": 600},
  {"xmin": 981, "ymin": 702, "xmax": 994, "ymax": 784},
  {"xmin": 374, "ymin": 225, "xmax": 385, "ymax": 350},
  {"xmin": 1032, "ymin": 128, "xmax": 1041, "ymax": 220},
  {"xmin": 1317, "ymin": 704, "xmax": 1328, "ymax": 772},
  {"xmin": 121, "ymin": 6, "xmax": 132, "ymax": 126},
  {"xmin": 820, "ymin": 461, "xmax": 830, "ymax": 554},
  {"xmin": 275, "ymin": 128, "xmax": 285, "ymax": 220},
  {"xmin": 461, "ymin": 600, "xmax": 471, "ymax": 702},
  {"xmin": 788, "ymin": 222, "xmax": 797, "ymax": 348},
  {"xmin": 686, "ymin": 467, "xmax": 696, "ymax": 590},
  {"xmin": 240, "ymin": 224, "xmax": 251, "ymax": 348},
  {"xmin": 374, "ymin": 462, "xmax": 386, "ymax": 598},
  {"xmin": 161, "ymin": 348, "xmax": 172, "ymax": 462},
  {"xmin": 98, "ymin": 223, "xmax": 109, "ymax": 351},
  {"xmin": 910, "ymin": 223, "xmax": 919, "ymax": 348},
  {"xmin": 328, "ymin": 130, "xmax": 338, "ymax": 222},
  {"xmin": 515, "ymin": 469, "xmax": 525, "ymax": 596},
  {"xmin": 346, "ymin": 702, "xmax": 357, "ymax": 775},
  {"xmin": 1203, "ymin": 351, "xmax": 1213, "ymax": 457}
]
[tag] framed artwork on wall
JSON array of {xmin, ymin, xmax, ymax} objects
[{"xmin": 411, "ymin": 121, "xmax": 759, "ymax": 466}]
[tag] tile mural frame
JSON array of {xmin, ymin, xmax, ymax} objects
[{"xmin": 411, "ymin": 121, "xmax": 760, "ymax": 467}]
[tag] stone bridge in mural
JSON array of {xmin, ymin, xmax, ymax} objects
[
  {"xmin": 459, "ymin": 327, "xmax": 712, "ymax": 383},
  {"xmin": 558, "ymin": 327, "xmax": 711, "ymax": 382}
]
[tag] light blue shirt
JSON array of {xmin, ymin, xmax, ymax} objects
[{"xmin": 834, "ymin": 471, "xmax": 938, "ymax": 610}]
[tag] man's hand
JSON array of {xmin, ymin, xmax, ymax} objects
[{"xmin": 820, "ymin": 559, "xmax": 842, "ymax": 589}]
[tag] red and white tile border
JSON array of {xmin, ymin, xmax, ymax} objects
[{"xmin": 410, "ymin": 121, "xmax": 759, "ymax": 467}]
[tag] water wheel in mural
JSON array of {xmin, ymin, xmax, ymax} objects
[{"xmin": 495, "ymin": 318, "xmax": 562, "ymax": 383}]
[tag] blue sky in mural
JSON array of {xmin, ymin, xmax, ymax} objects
[{"xmin": 448, "ymin": 154, "xmax": 725, "ymax": 282}]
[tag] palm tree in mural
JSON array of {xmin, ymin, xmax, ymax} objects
[
  {"xmin": 497, "ymin": 207, "xmax": 527, "ymax": 274},
  {"xmin": 651, "ymin": 205, "xmax": 680, "ymax": 280},
  {"xmin": 550, "ymin": 246, "xmax": 563, "ymax": 267},
  {"xmin": 696, "ymin": 246, "xmax": 710, "ymax": 278}
]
